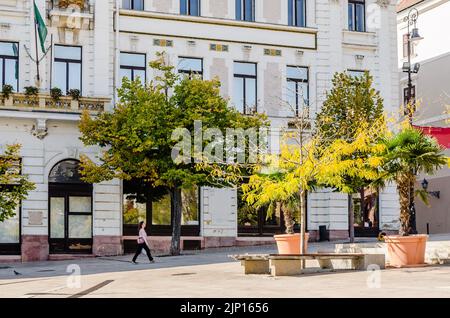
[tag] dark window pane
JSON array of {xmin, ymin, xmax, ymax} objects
[
  {"xmin": 120, "ymin": 68, "xmax": 132, "ymax": 82},
  {"xmin": 49, "ymin": 160, "xmax": 84, "ymax": 183},
  {"xmin": 68, "ymin": 62, "xmax": 81, "ymax": 91},
  {"xmin": 134, "ymin": 0, "xmax": 143, "ymax": 10},
  {"xmin": 4, "ymin": 59, "xmax": 18, "ymax": 91},
  {"xmin": 244, "ymin": 0, "xmax": 254, "ymax": 21},
  {"xmin": 180, "ymin": 0, "xmax": 187, "ymax": 14},
  {"xmin": 235, "ymin": 0, "xmax": 242, "ymax": 20},
  {"xmin": 182, "ymin": 187, "xmax": 199, "ymax": 225},
  {"xmin": 299, "ymin": 82, "xmax": 309, "ymax": 107},
  {"xmin": 189, "ymin": 0, "xmax": 200, "ymax": 16},
  {"xmin": 234, "ymin": 62, "xmax": 256, "ymax": 76},
  {"xmin": 286, "ymin": 80, "xmax": 297, "ymax": 114},
  {"xmin": 288, "ymin": 0, "xmax": 293, "ymax": 26},
  {"xmin": 54, "ymin": 61, "xmax": 67, "ymax": 93},
  {"xmin": 295, "ymin": 0, "xmax": 305, "ymax": 27},
  {"xmin": 245, "ymin": 78, "xmax": 256, "ymax": 113},
  {"xmin": 179, "ymin": 57, "xmax": 202, "ymax": 73},
  {"xmin": 55, "ymin": 45, "xmax": 81, "ymax": 60},
  {"xmin": 120, "ymin": 52, "xmax": 145, "ymax": 67},
  {"xmin": 356, "ymin": 3, "xmax": 365, "ymax": 31},
  {"xmin": 152, "ymin": 194, "xmax": 171, "ymax": 225},
  {"xmin": 348, "ymin": 4, "xmax": 354, "ymax": 30},
  {"xmin": 0, "ymin": 42, "xmax": 18, "ymax": 56},
  {"xmin": 122, "ymin": 0, "xmax": 131, "ymax": 9},
  {"xmin": 287, "ymin": 66, "xmax": 307, "ymax": 80},
  {"xmin": 0, "ymin": 206, "xmax": 19, "ymax": 243},
  {"xmin": 134, "ymin": 69, "xmax": 146, "ymax": 84},
  {"xmin": 233, "ymin": 77, "xmax": 244, "ymax": 113}
]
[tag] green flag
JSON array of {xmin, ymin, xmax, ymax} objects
[{"xmin": 33, "ymin": 1, "xmax": 47, "ymax": 54}]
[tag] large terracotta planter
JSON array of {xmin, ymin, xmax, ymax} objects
[
  {"xmin": 384, "ymin": 234, "xmax": 428, "ymax": 267},
  {"xmin": 274, "ymin": 233, "xmax": 309, "ymax": 254}
]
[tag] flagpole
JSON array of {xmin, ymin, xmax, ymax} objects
[
  {"xmin": 33, "ymin": 0, "xmax": 40, "ymax": 85},
  {"xmin": 49, "ymin": 33, "xmax": 53, "ymax": 90}
]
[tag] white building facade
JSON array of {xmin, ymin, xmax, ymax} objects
[{"xmin": 0, "ymin": 0, "xmax": 399, "ymax": 261}]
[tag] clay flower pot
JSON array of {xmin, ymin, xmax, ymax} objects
[
  {"xmin": 384, "ymin": 234, "xmax": 428, "ymax": 267},
  {"xmin": 274, "ymin": 233, "xmax": 309, "ymax": 254}
]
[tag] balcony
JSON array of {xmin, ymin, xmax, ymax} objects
[
  {"xmin": 48, "ymin": 0, "xmax": 94, "ymax": 30},
  {"xmin": 0, "ymin": 93, "xmax": 108, "ymax": 113}
]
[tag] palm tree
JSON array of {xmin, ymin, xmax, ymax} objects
[{"xmin": 381, "ymin": 127, "xmax": 447, "ymax": 236}]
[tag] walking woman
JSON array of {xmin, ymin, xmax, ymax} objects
[{"xmin": 132, "ymin": 221, "xmax": 155, "ymax": 264}]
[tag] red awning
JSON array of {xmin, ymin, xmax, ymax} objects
[{"xmin": 413, "ymin": 126, "xmax": 450, "ymax": 149}]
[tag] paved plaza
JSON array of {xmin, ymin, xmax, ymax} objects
[{"xmin": 1, "ymin": 242, "xmax": 450, "ymax": 298}]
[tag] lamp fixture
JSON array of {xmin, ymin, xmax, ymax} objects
[{"xmin": 421, "ymin": 179, "xmax": 440, "ymax": 199}]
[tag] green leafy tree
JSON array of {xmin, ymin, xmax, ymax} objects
[
  {"xmin": 0, "ymin": 144, "xmax": 35, "ymax": 222},
  {"xmin": 79, "ymin": 54, "xmax": 266, "ymax": 255},
  {"xmin": 315, "ymin": 71, "xmax": 385, "ymax": 242}
]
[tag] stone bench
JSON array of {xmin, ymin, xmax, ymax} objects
[
  {"xmin": 229, "ymin": 254, "xmax": 270, "ymax": 274},
  {"xmin": 269, "ymin": 253, "xmax": 385, "ymax": 276}
]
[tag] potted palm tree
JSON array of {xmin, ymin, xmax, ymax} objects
[
  {"xmin": 272, "ymin": 194, "xmax": 309, "ymax": 254},
  {"xmin": 381, "ymin": 127, "xmax": 446, "ymax": 267}
]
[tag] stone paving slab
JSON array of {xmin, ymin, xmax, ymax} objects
[{"xmin": 1, "ymin": 243, "xmax": 450, "ymax": 298}]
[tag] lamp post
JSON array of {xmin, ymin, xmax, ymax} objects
[{"xmin": 402, "ymin": 8, "xmax": 423, "ymax": 234}]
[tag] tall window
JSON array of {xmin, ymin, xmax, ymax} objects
[
  {"xmin": 180, "ymin": 0, "xmax": 200, "ymax": 16},
  {"xmin": 233, "ymin": 62, "xmax": 257, "ymax": 114},
  {"xmin": 120, "ymin": 52, "xmax": 146, "ymax": 85},
  {"xmin": 288, "ymin": 0, "xmax": 306, "ymax": 27},
  {"xmin": 178, "ymin": 57, "xmax": 203, "ymax": 79},
  {"xmin": 286, "ymin": 66, "xmax": 308, "ymax": 116},
  {"xmin": 348, "ymin": 0, "xmax": 365, "ymax": 32},
  {"xmin": 236, "ymin": 0, "xmax": 255, "ymax": 22},
  {"xmin": 0, "ymin": 42, "xmax": 19, "ymax": 92},
  {"xmin": 122, "ymin": 0, "xmax": 144, "ymax": 10},
  {"xmin": 54, "ymin": 45, "xmax": 82, "ymax": 94}
]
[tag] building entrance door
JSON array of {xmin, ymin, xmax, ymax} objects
[{"xmin": 48, "ymin": 160, "xmax": 93, "ymax": 254}]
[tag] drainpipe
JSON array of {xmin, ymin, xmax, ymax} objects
[{"xmin": 114, "ymin": 0, "xmax": 120, "ymax": 108}]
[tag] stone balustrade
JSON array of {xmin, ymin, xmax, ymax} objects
[{"xmin": 0, "ymin": 93, "xmax": 109, "ymax": 113}]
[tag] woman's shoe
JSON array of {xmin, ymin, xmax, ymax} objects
[
  {"xmin": 132, "ymin": 261, "xmax": 138, "ymax": 264},
  {"xmin": 149, "ymin": 260, "xmax": 155, "ymax": 264}
]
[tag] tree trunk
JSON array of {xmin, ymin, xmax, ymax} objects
[
  {"xmin": 348, "ymin": 194, "xmax": 355, "ymax": 243},
  {"xmin": 170, "ymin": 187, "xmax": 182, "ymax": 256},
  {"xmin": 280, "ymin": 202, "xmax": 294, "ymax": 234},
  {"xmin": 299, "ymin": 190, "xmax": 307, "ymax": 269},
  {"xmin": 397, "ymin": 174, "xmax": 414, "ymax": 236}
]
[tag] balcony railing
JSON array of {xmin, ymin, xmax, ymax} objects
[
  {"xmin": 51, "ymin": 0, "xmax": 90, "ymax": 12},
  {"xmin": 0, "ymin": 93, "xmax": 109, "ymax": 113}
]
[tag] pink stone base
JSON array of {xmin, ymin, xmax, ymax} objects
[
  {"xmin": 93, "ymin": 235, "xmax": 123, "ymax": 256},
  {"xmin": 22, "ymin": 235, "xmax": 49, "ymax": 262},
  {"xmin": 0, "ymin": 255, "xmax": 21, "ymax": 264},
  {"xmin": 204, "ymin": 237, "xmax": 236, "ymax": 248},
  {"xmin": 308, "ymin": 230, "xmax": 350, "ymax": 241}
]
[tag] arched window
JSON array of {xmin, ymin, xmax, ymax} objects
[{"xmin": 48, "ymin": 160, "xmax": 83, "ymax": 184}]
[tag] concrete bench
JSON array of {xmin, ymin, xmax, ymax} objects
[
  {"xmin": 229, "ymin": 254, "xmax": 270, "ymax": 274},
  {"xmin": 269, "ymin": 253, "xmax": 385, "ymax": 276}
]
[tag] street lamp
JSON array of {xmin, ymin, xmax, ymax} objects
[{"xmin": 402, "ymin": 8, "xmax": 424, "ymax": 234}]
